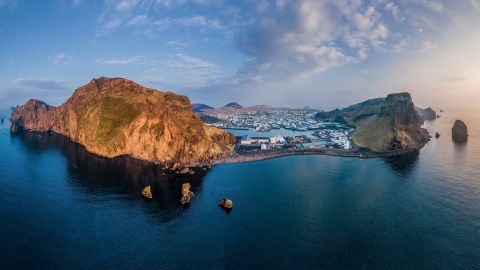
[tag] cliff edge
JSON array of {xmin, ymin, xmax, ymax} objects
[
  {"xmin": 11, "ymin": 77, "xmax": 234, "ymax": 165},
  {"xmin": 316, "ymin": 92, "xmax": 429, "ymax": 152}
]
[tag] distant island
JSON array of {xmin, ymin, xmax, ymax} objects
[{"xmin": 10, "ymin": 78, "xmax": 432, "ymax": 167}]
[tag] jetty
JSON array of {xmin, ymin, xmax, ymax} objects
[{"xmin": 213, "ymin": 148, "xmax": 417, "ymax": 165}]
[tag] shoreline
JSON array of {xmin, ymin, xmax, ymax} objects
[
  {"xmin": 210, "ymin": 147, "xmax": 419, "ymax": 166},
  {"xmin": 9, "ymin": 127, "xmax": 423, "ymax": 169}
]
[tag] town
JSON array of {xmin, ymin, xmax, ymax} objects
[{"xmin": 200, "ymin": 106, "xmax": 354, "ymax": 153}]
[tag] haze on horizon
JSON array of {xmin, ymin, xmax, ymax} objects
[{"xmin": 0, "ymin": 0, "xmax": 479, "ymax": 110}]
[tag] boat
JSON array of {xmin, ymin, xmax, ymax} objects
[{"xmin": 142, "ymin": 186, "xmax": 153, "ymax": 199}]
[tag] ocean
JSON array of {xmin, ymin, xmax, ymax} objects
[{"xmin": 0, "ymin": 109, "xmax": 479, "ymax": 269}]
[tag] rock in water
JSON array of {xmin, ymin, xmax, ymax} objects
[
  {"xmin": 435, "ymin": 132, "xmax": 440, "ymax": 139},
  {"xmin": 452, "ymin": 120, "xmax": 468, "ymax": 143},
  {"xmin": 10, "ymin": 77, "xmax": 234, "ymax": 166},
  {"xmin": 180, "ymin": 183, "xmax": 195, "ymax": 205},
  {"xmin": 416, "ymin": 107, "xmax": 437, "ymax": 122},
  {"xmin": 142, "ymin": 186, "xmax": 153, "ymax": 199},
  {"xmin": 218, "ymin": 198, "xmax": 233, "ymax": 209},
  {"xmin": 179, "ymin": 167, "xmax": 189, "ymax": 174}
]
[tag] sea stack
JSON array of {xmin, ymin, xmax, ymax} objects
[
  {"xmin": 452, "ymin": 120, "xmax": 468, "ymax": 143},
  {"xmin": 180, "ymin": 183, "xmax": 195, "ymax": 205}
]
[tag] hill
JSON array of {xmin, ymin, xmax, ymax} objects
[
  {"xmin": 10, "ymin": 77, "xmax": 234, "ymax": 165},
  {"xmin": 222, "ymin": 102, "xmax": 242, "ymax": 109},
  {"xmin": 192, "ymin": 103, "xmax": 214, "ymax": 112},
  {"xmin": 316, "ymin": 93, "xmax": 429, "ymax": 152}
]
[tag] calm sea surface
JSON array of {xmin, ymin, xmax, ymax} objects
[{"xmin": 0, "ymin": 109, "xmax": 479, "ymax": 269}]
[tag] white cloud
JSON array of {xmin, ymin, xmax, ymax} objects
[
  {"xmin": 470, "ymin": 0, "xmax": 480, "ymax": 12},
  {"xmin": 422, "ymin": 41, "xmax": 438, "ymax": 51},
  {"xmin": 51, "ymin": 53, "xmax": 72, "ymax": 64},
  {"xmin": 126, "ymin": 14, "xmax": 149, "ymax": 26},
  {"xmin": 177, "ymin": 15, "xmax": 224, "ymax": 30},
  {"xmin": 116, "ymin": 0, "xmax": 139, "ymax": 11},
  {"xmin": 13, "ymin": 78, "xmax": 68, "ymax": 90},
  {"xmin": 98, "ymin": 56, "xmax": 143, "ymax": 65},
  {"xmin": 422, "ymin": 0, "xmax": 444, "ymax": 13},
  {"xmin": 166, "ymin": 53, "xmax": 217, "ymax": 69},
  {"xmin": 384, "ymin": 2, "xmax": 403, "ymax": 21}
]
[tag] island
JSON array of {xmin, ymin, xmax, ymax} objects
[{"xmin": 11, "ymin": 78, "xmax": 431, "ymax": 167}]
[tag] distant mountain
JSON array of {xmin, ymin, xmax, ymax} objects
[
  {"xmin": 192, "ymin": 103, "xmax": 214, "ymax": 112},
  {"xmin": 223, "ymin": 102, "xmax": 242, "ymax": 109},
  {"xmin": 316, "ymin": 93, "xmax": 429, "ymax": 152}
]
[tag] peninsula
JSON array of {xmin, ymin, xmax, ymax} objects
[{"xmin": 10, "ymin": 77, "xmax": 234, "ymax": 166}]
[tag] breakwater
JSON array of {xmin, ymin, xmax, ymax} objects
[{"xmin": 213, "ymin": 147, "xmax": 418, "ymax": 165}]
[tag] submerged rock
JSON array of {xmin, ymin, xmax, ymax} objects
[
  {"xmin": 180, "ymin": 183, "xmax": 195, "ymax": 205},
  {"xmin": 452, "ymin": 120, "xmax": 468, "ymax": 143},
  {"xmin": 142, "ymin": 186, "xmax": 153, "ymax": 199},
  {"xmin": 218, "ymin": 198, "xmax": 233, "ymax": 209},
  {"xmin": 179, "ymin": 167, "xmax": 189, "ymax": 174}
]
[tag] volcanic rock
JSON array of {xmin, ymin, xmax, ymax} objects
[
  {"xmin": 218, "ymin": 198, "xmax": 233, "ymax": 209},
  {"xmin": 10, "ymin": 77, "xmax": 235, "ymax": 165},
  {"xmin": 452, "ymin": 120, "xmax": 468, "ymax": 143},
  {"xmin": 180, "ymin": 183, "xmax": 195, "ymax": 205},
  {"xmin": 316, "ymin": 92, "xmax": 429, "ymax": 152}
]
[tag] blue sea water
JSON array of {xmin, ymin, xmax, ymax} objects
[{"xmin": 0, "ymin": 109, "xmax": 479, "ymax": 269}]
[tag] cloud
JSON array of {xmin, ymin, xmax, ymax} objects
[
  {"xmin": 470, "ymin": 0, "xmax": 480, "ymax": 12},
  {"xmin": 165, "ymin": 53, "xmax": 217, "ymax": 69},
  {"xmin": 126, "ymin": 14, "xmax": 149, "ymax": 26},
  {"xmin": 422, "ymin": 0, "xmax": 444, "ymax": 13},
  {"xmin": 421, "ymin": 41, "xmax": 438, "ymax": 51},
  {"xmin": 97, "ymin": 0, "xmax": 224, "ymax": 35},
  {"xmin": 13, "ymin": 78, "xmax": 68, "ymax": 90},
  {"xmin": 98, "ymin": 56, "xmax": 143, "ymax": 65},
  {"xmin": 142, "ymin": 53, "xmax": 231, "ymax": 89},
  {"xmin": 51, "ymin": 52, "xmax": 72, "ymax": 64},
  {"xmin": 116, "ymin": 0, "xmax": 139, "ymax": 11},
  {"xmin": 384, "ymin": 2, "xmax": 403, "ymax": 21},
  {"xmin": 177, "ymin": 15, "xmax": 223, "ymax": 30},
  {"xmin": 233, "ymin": 0, "xmax": 391, "ymax": 83}
]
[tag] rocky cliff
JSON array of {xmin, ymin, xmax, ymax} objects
[
  {"xmin": 10, "ymin": 77, "xmax": 234, "ymax": 165},
  {"xmin": 316, "ymin": 93, "xmax": 429, "ymax": 152},
  {"xmin": 416, "ymin": 107, "xmax": 437, "ymax": 122}
]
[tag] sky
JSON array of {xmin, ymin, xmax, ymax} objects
[{"xmin": 0, "ymin": 0, "xmax": 479, "ymax": 110}]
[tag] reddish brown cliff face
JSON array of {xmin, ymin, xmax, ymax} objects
[{"xmin": 11, "ymin": 77, "xmax": 234, "ymax": 165}]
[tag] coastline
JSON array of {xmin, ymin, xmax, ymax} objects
[
  {"xmin": 9, "ymin": 127, "xmax": 424, "ymax": 169},
  {"xmin": 210, "ymin": 147, "xmax": 419, "ymax": 166}
]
